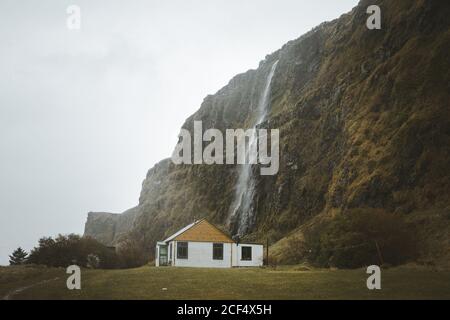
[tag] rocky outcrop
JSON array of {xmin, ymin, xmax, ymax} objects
[
  {"xmin": 84, "ymin": 0, "xmax": 450, "ymax": 263},
  {"xmin": 84, "ymin": 208, "xmax": 139, "ymax": 245}
]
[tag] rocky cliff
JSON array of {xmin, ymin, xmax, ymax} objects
[
  {"xmin": 84, "ymin": 0, "xmax": 450, "ymax": 265},
  {"xmin": 84, "ymin": 207, "xmax": 139, "ymax": 245}
]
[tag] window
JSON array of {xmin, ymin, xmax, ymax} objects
[
  {"xmin": 213, "ymin": 243, "xmax": 223, "ymax": 260},
  {"xmin": 177, "ymin": 242, "xmax": 188, "ymax": 259},
  {"xmin": 241, "ymin": 246, "xmax": 252, "ymax": 261}
]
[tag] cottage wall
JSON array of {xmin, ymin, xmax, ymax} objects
[
  {"xmin": 231, "ymin": 243, "xmax": 264, "ymax": 267},
  {"xmin": 173, "ymin": 241, "xmax": 233, "ymax": 268}
]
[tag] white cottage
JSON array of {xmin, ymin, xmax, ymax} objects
[{"xmin": 155, "ymin": 219, "xmax": 263, "ymax": 268}]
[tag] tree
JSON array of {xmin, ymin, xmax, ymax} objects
[
  {"xmin": 9, "ymin": 247, "xmax": 28, "ymax": 265},
  {"xmin": 27, "ymin": 234, "xmax": 120, "ymax": 269}
]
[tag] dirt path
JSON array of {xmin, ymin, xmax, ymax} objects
[{"xmin": 1, "ymin": 277, "xmax": 60, "ymax": 300}]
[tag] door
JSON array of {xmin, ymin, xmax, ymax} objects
[{"xmin": 159, "ymin": 245, "xmax": 168, "ymax": 266}]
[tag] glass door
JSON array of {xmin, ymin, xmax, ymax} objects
[{"xmin": 159, "ymin": 245, "xmax": 168, "ymax": 266}]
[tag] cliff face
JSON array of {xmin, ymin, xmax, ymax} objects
[
  {"xmin": 84, "ymin": 208, "xmax": 139, "ymax": 245},
  {"xmin": 84, "ymin": 0, "xmax": 450, "ymax": 264}
]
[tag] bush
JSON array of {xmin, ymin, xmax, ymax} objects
[
  {"xmin": 282, "ymin": 236, "xmax": 308, "ymax": 265},
  {"xmin": 116, "ymin": 238, "xmax": 148, "ymax": 268},
  {"xmin": 86, "ymin": 254, "xmax": 100, "ymax": 269},
  {"xmin": 303, "ymin": 209, "xmax": 418, "ymax": 268},
  {"xmin": 27, "ymin": 234, "xmax": 120, "ymax": 269}
]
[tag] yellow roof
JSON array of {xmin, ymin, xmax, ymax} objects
[{"xmin": 172, "ymin": 219, "xmax": 234, "ymax": 243}]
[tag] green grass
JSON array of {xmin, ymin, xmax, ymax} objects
[
  {"xmin": 0, "ymin": 265, "xmax": 64, "ymax": 298},
  {"xmin": 1, "ymin": 265, "xmax": 449, "ymax": 300}
]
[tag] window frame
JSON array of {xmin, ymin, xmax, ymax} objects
[
  {"xmin": 241, "ymin": 246, "xmax": 252, "ymax": 261},
  {"xmin": 177, "ymin": 241, "xmax": 188, "ymax": 259},
  {"xmin": 212, "ymin": 243, "xmax": 224, "ymax": 260}
]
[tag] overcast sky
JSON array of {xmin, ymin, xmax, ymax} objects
[{"xmin": 0, "ymin": 0, "xmax": 357, "ymax": 265}]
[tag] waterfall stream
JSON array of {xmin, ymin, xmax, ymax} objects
[{"xmin": 228, "ymin": 60, "xmax": 279, "ymax": 236}]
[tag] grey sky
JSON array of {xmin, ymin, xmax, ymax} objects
[{"xmin": 0, "ymin": 0, "xmax": 357, "ymax": 265}]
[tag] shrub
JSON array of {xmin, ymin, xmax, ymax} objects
[
  {"xmin": 303, "ymin": 209, "xmax": 418, "ymax": 268},
  {"xmin": 27, "ymin": 234, "xmax": 120, "ymax": 269},
  {"xmin": 116, "ymin": 238, "xmax": 148, "ymax": 268},
  {"xmin": 86, "ymin": 254, "xmax": 100, "ymax": 269}
]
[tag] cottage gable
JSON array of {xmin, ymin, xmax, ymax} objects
[{"xmin": 173, "ymin": 219, "xmax": 233, "ymax": 243}]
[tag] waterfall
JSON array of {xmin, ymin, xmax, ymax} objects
[{"xmin": 228, "ymin": 60, "xmax": 279, "ymax": 236}]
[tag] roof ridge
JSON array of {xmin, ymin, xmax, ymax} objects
[{"xmin": 163, "ymin": 218, "xmax": 234, "ymax": 243}]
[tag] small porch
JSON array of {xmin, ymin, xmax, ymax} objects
[{"xmin": 155, "ymin": 241, "xmax": 168, "ymax": 267}]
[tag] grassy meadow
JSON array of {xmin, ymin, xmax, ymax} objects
[{"xmin": 1, "ymin": 264, "xmax": 449, "ymax": 300}]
